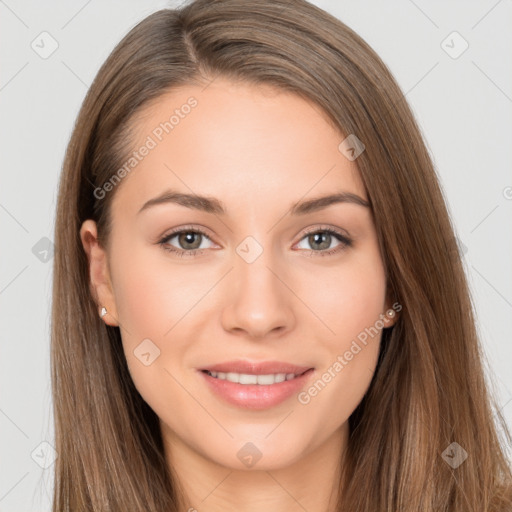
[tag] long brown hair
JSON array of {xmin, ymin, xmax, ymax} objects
[{"xmin": 51, "ymin": 0, "xmax": 512, "ymax": 510}]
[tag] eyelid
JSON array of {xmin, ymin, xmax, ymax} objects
[
  {"xmin": 159, "ymin": 224, "xmax": 217, "ymax": 243},
  {"xmin": 297, "ymin": 224, "xmax": 350, "ymax": 241}
]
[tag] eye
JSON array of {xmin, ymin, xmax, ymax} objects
[
  {"xmin": 295, "ymin": 226, "xmax": 352, "ymax": 257},
  {"xmin": 157, "ymin": 225, "xmax": 353, "ymax": 258},
  {"xmin": 158, "ymin": 226, "xmax": 215, "ymax": 257}
]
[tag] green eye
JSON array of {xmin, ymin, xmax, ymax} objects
[
  {"xmin": 295, "ymin": 228, "xmax": 352, "ymax": 257},
  {"xmin": 159, "ymin": 228, "xmax": 212, "ymax": 257}
]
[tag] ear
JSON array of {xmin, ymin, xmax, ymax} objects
[
  {"xmin": 382, "ymin": 293, "xmax": 400, "ymax": 329},
  {"xmin": 79, "ymin": 219, "xmax": 119, "ymax": 327}
]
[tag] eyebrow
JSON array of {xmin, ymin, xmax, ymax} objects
[{"xmin": 137, "ymin": 189, "xmax": 370, "ymax": 216}]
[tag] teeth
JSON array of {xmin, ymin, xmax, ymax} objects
[{"xmin": 206, "ymin": 371, "xmax": 299, "ymax": 385}]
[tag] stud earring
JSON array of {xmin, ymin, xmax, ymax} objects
[{"xmin": 100, "ymin": 307, "xmax": 107, "ymax": 318}]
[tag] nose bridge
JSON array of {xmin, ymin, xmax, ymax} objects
[
  {"xmin": 220, "ymin": 234, "xmax": 295, "ymax": 338},
  {"xmin": 235, "ymin": 239, "xmax": 279, "ymax": 296}
]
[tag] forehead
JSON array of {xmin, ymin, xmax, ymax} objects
[{"xmin": 110, "ymin": 78, "xmax": 367, "ymax": 215}]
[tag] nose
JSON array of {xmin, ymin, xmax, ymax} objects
[{"xmin": 220, "ymin": 246, "xmax": 296, "ymax": 340}]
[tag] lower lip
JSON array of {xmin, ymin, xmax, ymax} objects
[{"xmin": 198, "ymin": 369, "xmax": 315, "ymax": 410}]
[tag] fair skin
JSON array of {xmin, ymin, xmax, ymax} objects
[{"xmin": 81, "ymin": 78, "xmax": 398, "ymax": 512}]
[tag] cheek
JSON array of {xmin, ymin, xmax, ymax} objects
[
  {"xmin": 109, "ymin": 248, "xmax": 201, "ymax": 415},
  {"xmin": 293, "ymin": 249, "xmax": 386, "ymax": 411},
  {"xmin": 295, "ymin": 250, "xmax": 387, "ymax": 344},
  {"xmin": 111, "ymin": 245, "xmax": 210, "ymax": 340}
]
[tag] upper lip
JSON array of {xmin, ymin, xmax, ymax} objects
[{"xmin": 199, "ymin": 360, "xmax": 313, "ymax": 375}]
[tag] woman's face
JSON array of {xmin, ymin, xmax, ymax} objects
[{"xmin": 81, "ymin": 78, "xmax": 396, "ymax": 471}]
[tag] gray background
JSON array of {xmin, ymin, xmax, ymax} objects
[{"xmin": 1, "ymin": 1, "xmax": 511, "ymax": 510}]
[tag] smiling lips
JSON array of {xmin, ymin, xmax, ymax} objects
[
  {"xmin": 198, "ymin": 360, "xmax": 315, "ymax": 410},
  {"xmin": 201, "ymin": 359, "xmax": 312, "ymax": 375}
]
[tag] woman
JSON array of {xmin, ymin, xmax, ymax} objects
[{"xmin": 51, "ymin": 0, "xmax": 512, "ymax": 510}]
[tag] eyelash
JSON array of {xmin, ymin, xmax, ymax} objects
[{"xmin": 157, "ymin": 225, "xmax": 353, "ymax": 258}]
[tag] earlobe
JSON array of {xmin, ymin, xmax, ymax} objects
[
  {"xmin": 383, "ymin": 307, "xmax": 398, "ymax": 328},
  {"xmin": 79, "ymin": 220, "xmax": 119, "ymax": 327},
  {"xmin": 382, "ymin": 295, "xmax": 400, "ymax": 328}
]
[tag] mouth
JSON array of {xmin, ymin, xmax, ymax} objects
[{"xmin": 197, "ymin": 361, "xmax": 315, "ymax": 410}]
